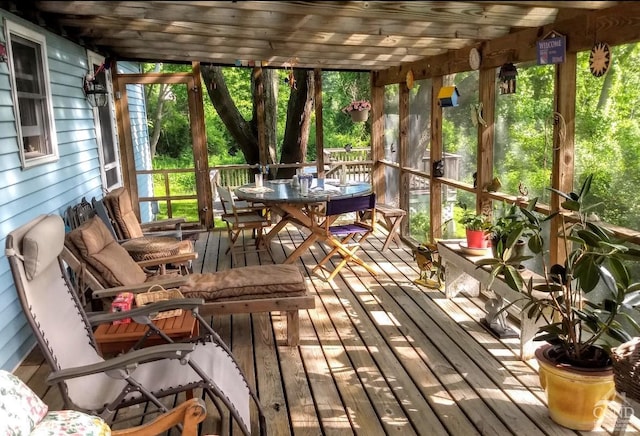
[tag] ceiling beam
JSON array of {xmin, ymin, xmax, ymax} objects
[{"xmin": 375, "ymin": 2, "xmax": 640, "ymax": 85}]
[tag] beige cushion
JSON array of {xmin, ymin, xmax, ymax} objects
[
  {"xmin": 105, "ymin": 187, "xmax": 143, "ymax": 239},
  {"xmin": 22, "ymin": 215, "xmax": 65, "ymax": 281},
  {"xmin": 64, "ymin": 234, "xmax": 111, "ymax": 288},
  {"xmin": 179, "ymin": 264, "xmax": 306, "ymax": 301},
  {"xmin": 67, "ymin": 216, "xmax": 147, "ymax": 287}
]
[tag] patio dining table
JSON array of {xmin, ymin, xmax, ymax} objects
[{"xmin": 235, "ymin": 178, "xmax": 372, "ymax": 264}]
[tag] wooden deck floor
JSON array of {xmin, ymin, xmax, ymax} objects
[{"xmin": 15, "ymin": 223, "xmax": 640, "ymax": 435}]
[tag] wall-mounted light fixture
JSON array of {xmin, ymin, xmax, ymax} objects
[
  {"xmin": 82, "ymin": 71, "xmax": 108, "ymax": 107},
  {"xmin": 499, "ymin": 63, "xmax": 518, "ymax": 94},
  {"xmin": 0, "ymin": 43, "xmax": 7, "ymax": 63}
]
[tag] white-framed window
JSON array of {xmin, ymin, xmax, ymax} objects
[
  {"xmin": 87, "ymin": 51, "xmax": 121, "ymax": 191},
  {"xmin": 5, "ymin": 19, "xmax": 58, "ymax": 168}
]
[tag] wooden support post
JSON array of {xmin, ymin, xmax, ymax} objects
[
  {"xmin": 314, "ymin": 68, "xmax": 325, "ymax": 178},
  {"xmin": 371, "ymin": 73, "xmax": 386, "ymax": 204},
  {"xmin": 287, "ymin": 310, "xmax": 300, "ymax": 346},
  {"xmin": 478, "ymin": 68, "xmax": 495, "ymax": 217},
  {"xmin": 551, "ymin": 53, "xmax": 576, "ymax": 267},
  {"xmin": 430, "ymin": 76, "xmax": 443, "ymax": 241}
]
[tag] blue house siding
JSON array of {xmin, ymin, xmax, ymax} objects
[
  {"xmin": 0, "ymin": 9, "xmax": 143, "ymax": 371},
  {"xmin": 123, "ymin": 75, "xmax": 154, "ymax": 223}
]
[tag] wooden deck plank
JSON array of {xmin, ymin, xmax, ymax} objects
[
  {"xmin": 302, "ymin": 242, "xmax": 449, "ymax": 435},
  {"xmin": 284, "ymin": 227, "xmax": 390, "ymax": 435},
  {"xmin": 310, "ymin": 238, "xmax": 507, "ymax": 434},
  {"xmin": 364, "ymin": 238, "xmax": 580, "ymax": 434},
  {"xmin": 15, "ymin": 225, "xmax": 640, "ymax": 435}
]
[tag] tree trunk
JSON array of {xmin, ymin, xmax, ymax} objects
[
  {"xmin": 148, "ymin": 84, "xmax": 170, "ymax": 157},
  {"xmin": 201, "ymin": 65, "xmax": 260, "ymax": 164},
  {"xmin": 409, "ymin": 83, "xmax": 431, "ymax": 170},
  {"xmin": 201, "ymin": 66, "xmax": 313, "ymax": 177},
  {"xmin": 279, "ymin": 69, "xmax": 314, "ymax": 179}
]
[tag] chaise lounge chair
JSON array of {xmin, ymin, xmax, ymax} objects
[
  {"xmin": 5, "ymin": 214, "xmax": 266, "ymax": 435},
  {"xmin": 63, "ymin": 215, "xmax": 315, "ymax": 346}
]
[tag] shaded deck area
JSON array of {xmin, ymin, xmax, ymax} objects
[{"xmin": 16, "ymin": 224, "xmax": 640, "ymax": 435}]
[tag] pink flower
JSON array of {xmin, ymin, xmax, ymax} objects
[{"xmin": 342, "ymin": 100, "xmax": 371, "ymax": 113}]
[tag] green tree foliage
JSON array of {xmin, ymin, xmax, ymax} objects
[
  {"xmin": 145, "ymin": 64, "xmax": 371, "ymax": 167},
  {"xmin": 143, "ymin": 63, "xmax": 192, "ymax": 161},
  {"xmin": 494, "ymin": 63, "xmax": 554, "ymax": 201},
  {"xmin": 144, "ymin": 42, "xmax": 640, "ymax": 234},
  {"xmin": 321, "ymin": 71, "xmax": 371, "ymax": 149},
  {"xmin": 575, "ymin": 42, "xmax": 640, "ymax": 229}
]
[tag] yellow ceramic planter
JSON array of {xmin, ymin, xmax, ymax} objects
[{"xmin": 536, "ymin": 345, "xmax": 616, "ymax": 431}]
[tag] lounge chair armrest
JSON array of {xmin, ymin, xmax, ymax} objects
[
  {"xmin": 140, "ymin": 218, "xmax": 185, "ymax": 232},
  {"xmin": 91, "ymin": 276, "xmax": 189, "ymax": 300},
  {"xmin": 111, "ymin": 398, "xmax": 207, "ymax": 436},
  {"xmin": 87, "ymin": 298, "xmax": 205, "ymax": 326},
  {"xmin": 141, "ymin": 218, "xmax": 185, "ymax": 227},
  {"xmin": 46, "ymin": 343, "xmax": 196, "ymax": 384},
  {"xmin": 140, "ymin": 230, "xmax": 182, "ymax": 238}
]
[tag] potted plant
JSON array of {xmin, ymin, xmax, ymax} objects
[
  {"xmin": 342, "ymin": 99, "xmax": 371, "ymax": 122},
  {"xmin": 458, "ymin": 204, "xmax": 492, "ymax": 249},
  {"xmin": 488, "ymin": 200, "xmax": 543, "ymax": 266},
  {"xmin": 477, "ymin": 174, "xmax": 640, "ymax": 430}
]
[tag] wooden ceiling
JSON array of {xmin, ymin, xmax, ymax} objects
[{"xmin": 5, "ymin": 1, "xmax": 622, "ymax": 71}]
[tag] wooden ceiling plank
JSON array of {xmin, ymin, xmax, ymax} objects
[
  {"xmin": 58, "ymin": 15, "xmax": 505, "ymax": 43},
  {"xmin": 475, "ymin": 1, "xmax": 619, "ymax": 9},
  {"xmin": 113, "ymin": 48, "xmax": 401, "ymax": 70},
  {"xmin": 97, "ymin": 41, "xmax": 428, "ymax": 65},
  {"xmin": 89, "ymin": 30, "xmax": 470, "ymax": 51},
  {"xmin": 375, "ymin": 1, "xmax": 640, "ymax": 85},
  {"xmin": 27, "ymin": 0, "xmax": 627, "ymax": 72},
  {"xmin": 92, "ymin": 33, "xmax": 445, "ymax": 57},
  {"xmin": 37, "ymin": 1, "xmax": 559, "ymax": 27},
  {"xmin": 171, "ymin": 1, "xmax": 561, "ymax": 27}
]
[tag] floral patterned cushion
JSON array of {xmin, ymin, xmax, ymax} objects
[
  {"xmin": 0, "ymin": 370, "xmax": 48, "ymax": 435},
  {"xmin": 31, "ymin": 410, "xmax": 111, "ymax": 436},
  {"xmin": 0, "ymin": 370, "xmax": 111, "ymax": 435}
]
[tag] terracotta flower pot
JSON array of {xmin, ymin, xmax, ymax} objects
[
  {"xmin": 535, "ymin": 344, "xmax": 616, "ymax": 431},
  {"xmin": 465, "ymin": 228, "xmax": 489, "ymax": 248}
]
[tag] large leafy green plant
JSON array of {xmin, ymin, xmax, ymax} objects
[
  {"xmin": 458, "ymin": 204, "xmax": 492, "ymax": 231},
  {"xmin": 479, "ymin": 174, "xmax": 640, "ymax": 366},
  {"xmin": 489, "ymin": 199, "xmax": 544, "ymax": 261}
]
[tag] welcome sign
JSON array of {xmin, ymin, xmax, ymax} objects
[{"xmin": 537, "ymin": 31, "xmax": 566, "ymax": 65}]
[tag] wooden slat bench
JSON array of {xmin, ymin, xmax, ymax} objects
[{"xmin": 437, "ymin": 240, "xmax": 549, "ymax": 360}]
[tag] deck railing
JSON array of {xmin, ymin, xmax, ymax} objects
[
  {"xmin": 210, "ymin": 148, "xmax": 373, "ymax": 191},
  {"xmin": 138, "ymin": 148, "xmax": 374, "ymax": 223}
]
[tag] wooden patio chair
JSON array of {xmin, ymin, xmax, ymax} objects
[
  {"xmin": 63, "ymin": 197, "xmax": 95, "ymax": 230},
  {"xmin": 64, "ymin": 195, "xmax": 196, "ymax": 275},
  {"xmin": 312, "ymin": 193, "xmax": 377, "ymax": 281},
  {"xmin": 92, "ymin": 194, "xmax": 196, "ymax": 273},
  {"xmin": 6, "ymin": 214, "xmax": 266, "ymax": 435},
  {"xmin": 103, "ymin": 187, "xmax": 187, "ymax": 241},
  {"xmin": 217, "ymin": 185, "xmax": 273, "ymax": 267}
]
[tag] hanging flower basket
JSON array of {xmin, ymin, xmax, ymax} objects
[
  {"xmin": 349, "ymin": 109, "xmax": 369, "ymax": 122},
  {"xmin": 342, "ymin": 100, "xmax": 371, "ymax": 122}
]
